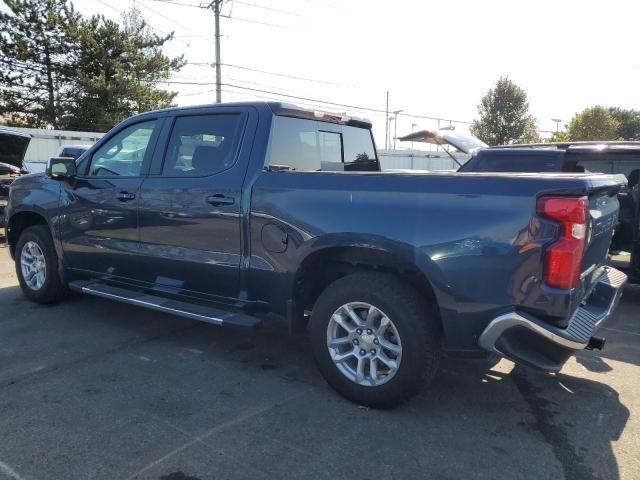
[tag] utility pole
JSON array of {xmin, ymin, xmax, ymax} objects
[
  {"xmin": 384, "ymin": 91, "xmax": 389, "ymax": 150},
  {"xmin": 552, "ymin": 118, "xmax": 561, "ymax": 133},
  {"xmin": 209, "ymin": 0, "xmax": 223, "ymax": 103},
  {"xmin": 392, "ymin": 110, "xmax": 402, "ymax": 150}
]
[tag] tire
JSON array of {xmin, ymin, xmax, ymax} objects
[
  {"xmin": 14, "ymin": 225, "xmax": 67, "ymax": 304},
  {"xmin": 309, "ymin": 272, "xmax": 442, "ymax": 408}
]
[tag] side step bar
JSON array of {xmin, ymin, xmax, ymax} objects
[{"xmin": 68, "ymin": 280, "xmax": 262, "ymax": 328}]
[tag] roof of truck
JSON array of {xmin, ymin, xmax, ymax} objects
[
  {"xmin": 135, "ymin": 101, "xmax": 373, "ymax": 129},
  {"xmin": 494, "ymin": 141, "xmax": 640, "ymax": 151}
]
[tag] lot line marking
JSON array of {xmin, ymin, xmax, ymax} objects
[
  {"xmin": 147, "ymin": 414, "xmax": 273, "ymax": 479},
  {"xmin": 0, "ymin": 459, "xmax": 27, "ymax": 480},
  {"xmin": 601, "ymin": 326, "xmax": 640, "ymax": 337},
  {"xmin": 125, "ymin": 389, "xmax": 311, "ymax": 480}
]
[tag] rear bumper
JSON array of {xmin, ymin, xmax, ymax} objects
[{"xmin": 479, "ymin": 266, "xmax": 627, "ymax": 371}]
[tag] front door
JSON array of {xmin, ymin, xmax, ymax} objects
[
  {"xmin": 137, "ymin": 110, "xmax": 253, "ymax": 300},
  {"xmin": 60, "ymin": 119, "xmax": 160, "ymax": 280}
]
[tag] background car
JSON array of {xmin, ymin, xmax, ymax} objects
[{"xmin": 0, "ymin": 127, "xmax": 31, "ymax": 227}]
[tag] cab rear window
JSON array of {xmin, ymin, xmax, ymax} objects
[{"xmin": 267, "ymin": 116, "xmax": 379, "ymax": 172}]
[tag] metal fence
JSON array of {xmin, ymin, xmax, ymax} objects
[{"xmin": 378, "ymin": 149, "xmax": 470, "ymax": 171}]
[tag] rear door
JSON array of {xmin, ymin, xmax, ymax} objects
[
  {"xmin": 137, "ymin": 107, "xmax": 256, "ymax": 301},
  {"xmin": 60, "ymin": 118, "xmax": 161, "ymax": 280}
]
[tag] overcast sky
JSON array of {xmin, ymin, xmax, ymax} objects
[{"xmin": 42, "ymin": 0, "xmax": 640, "ymax": 142}]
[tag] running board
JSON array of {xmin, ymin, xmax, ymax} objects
[{"xmin": 68, "ymin": 280, "xmax": 262, "ymax": 328}]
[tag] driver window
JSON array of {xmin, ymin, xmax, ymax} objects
[{"xmin": 88, "ymin": 120, "xmax": 157, "ymax": 176}]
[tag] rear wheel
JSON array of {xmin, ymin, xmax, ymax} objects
[
  {"xmin": 15, "ymin": 225, "xmax": 67, "ymax": 303},
  {"xmin": 309, "ymin": 272, "xmax": 442, "ymax": 408}
]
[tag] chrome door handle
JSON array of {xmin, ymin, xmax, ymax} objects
[
  {"xmin": 116, "ymin": 191, "xmax": 136, "ymax": 201},
  {"xmin": 206, "ymin": 194, "xmax": 235, "ymax": 206}
]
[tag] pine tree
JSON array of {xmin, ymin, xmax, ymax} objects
[
  {"xmin": 1, "ymin": 2, "xmax": 184, "ymax": 131},
  {"xmin": 0, "ymin": 0, "xmax": 81, "ymax": 128},
  {"xmin": 66, "ymin": 6, "xmax": 185, "ymax": 131}
]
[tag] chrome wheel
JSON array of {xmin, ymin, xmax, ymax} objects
[
  {"xmin": 20, "ymin": 241, "xmax": 47, "ymax": 291},
  {"xmin": 326, "ymin": 302, "xmax": 402, "ymax": 387}
]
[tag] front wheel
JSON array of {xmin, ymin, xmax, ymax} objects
[
  {"xmin": 15, "ymin": 225, "xmax": 67, "ymax": 303},
  {"xmin": 309, "ymin": 272, "xmax": 442, "ymax": 408}
]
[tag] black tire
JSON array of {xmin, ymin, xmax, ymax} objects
[
  {"xmin": 14, "ymin": 225, "xmax": 67, "ymax": 304},
  {"xmin": 309, "ymin": 272, "xmax": 442, "ymax": 408}
]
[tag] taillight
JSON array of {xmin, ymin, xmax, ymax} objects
[{"xmin": 536, "ymin": 196, "xmax": 588, "ymax": 289}]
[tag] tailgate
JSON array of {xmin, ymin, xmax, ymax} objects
[{"xmin": 580, "ymin": 185, "xmax": 622, "ymax": 295}]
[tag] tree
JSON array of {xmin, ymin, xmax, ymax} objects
[
  {"xmin": 0, "ymin": 0, "xmax": 81, "ymax": 128},
  {"xmin": 548, "ymin": 130, "xmax": 571, "ymax": 143},
  {"xmin": 470, "ymin": 77, "xmax": 539, "ymax": 146},
  {"xmin": 608, "ymin": 107, "xmax": 640, "ymax": 140},
  {"xmin": 568, "ymin": 106, "xmax": 620, "ymax": 141},
  {"xmin": 65, "ymin": 6, "xmax": 185, "ymax": 131},
  {"xmin": 0, "ymin": 1, "xmax": 184, "ymax": 131}
]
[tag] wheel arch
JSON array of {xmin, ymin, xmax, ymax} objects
[
  {"xmin": 7, "ymin": 210, "xmax": 54, "ymax": 258},
  {"xmin": 288, "ymin": 235, "xmax": 457, "ymax": 335}
]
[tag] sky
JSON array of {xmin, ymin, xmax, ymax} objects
[{"xmin": 26, "ymin": 0, "xmax": 640, "ymax": 144}]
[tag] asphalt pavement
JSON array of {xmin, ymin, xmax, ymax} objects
[{"xmin": 0, "ymin": 239, "xmax": 638, "ymax": 480}]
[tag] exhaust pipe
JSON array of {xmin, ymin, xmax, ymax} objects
[{"xmin": 586, "ymin": 336, "xmax": 606, "ymax": 351}]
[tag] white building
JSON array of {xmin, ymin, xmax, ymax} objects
[{"xmin": 9, "ymin": 127, "xmax": 103, "ymax": 164}]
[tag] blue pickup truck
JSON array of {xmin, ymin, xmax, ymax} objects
[{"xmin": 4, "ymin": 102, "xmax": 628, "ymax": 407}]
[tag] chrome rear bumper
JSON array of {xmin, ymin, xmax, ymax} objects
[{"xmin": 479, "ymin": 267, "xmax": 627, "ymax": 371}]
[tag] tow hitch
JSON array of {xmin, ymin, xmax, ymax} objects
[{"xmin": 586, "ymin": 336, "xmax": 606, "ymax": 351}]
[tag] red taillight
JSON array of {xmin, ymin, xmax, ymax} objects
[{"xmin": 537, "ymin": 196, "xmax": 588, "ymax": 289}]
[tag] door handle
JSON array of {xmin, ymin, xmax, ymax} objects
[
  {"xmin": 116, "ymin": 191, "xmax": 136, "ymax": 202},
  {"xmin": 206, "ymin": 194, "xmax": 235, "ymax": 206}
]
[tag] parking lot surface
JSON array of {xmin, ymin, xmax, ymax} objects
[{"xmin": 1, "ymin": 241, "xmax": 639, "ymax": 480}]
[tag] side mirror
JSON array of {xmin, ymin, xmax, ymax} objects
[{"xmin": 46, "ymin": 157, "xmax": 77, "ymax": 179}]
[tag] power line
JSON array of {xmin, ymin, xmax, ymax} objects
[
  {"xmin": 219, "ymin": 14, "xmax": 301, "ymax": 30},
  {"xmin": 297, "ymin": 0, "xmax": 341, "ymax": 9},
  {"xmin": 186, "ymin": 61, "xmax": 357, "ymax": 87},
  {"xmin": 95, "ymin": 0, "xmax": 121, "ymax": 14},
  {"xmin": 137, "ymin": 0, "xmax": 192, "ymax": 31},
  {"xmin": 141, "ymin": 0, "xmax": 202, "ymax": 7},
  {"xmin": 96, "ymin": 0, "xmax": 171, "ymax": 35},
  {"xmin": 232, "ymin": 0, "xmax": 308, "ymax": 17},
  {"xmin": 223, "ymin": 82, "xmax": 388, "ymax": 112},
  {"xmin": 158, "ymin": 79, "xmax": 471, "ymax": 124}
]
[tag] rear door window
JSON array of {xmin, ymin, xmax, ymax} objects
[{"xmin": 162, "ymin": 114, "xmax": 244, "ymax": 177}]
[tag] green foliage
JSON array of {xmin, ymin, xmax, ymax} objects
[
  {"xmin": 568, "ymin": 106, "xmax": 620, "ymax": 141},
  {"xmin": 608, "ymin": 107, "xmax": 640, "ymax": 140},
  {"xmin": 0, "ymin": 1, "xmax": 184, "ymax": 130},
  {"xmin": 470, "ymin": 77, "xmax": 539, "ymax": 146},
  {"xmin": 66, "ymin": 7, "xmax": 185, "ymax": 131},
  {"xmin": 0, "ymin": 0, "xmax": 81, "ymax": 127},
  {"xmin": 548, "ymin": 131, "xmax": 571, "ymax": 143}
]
